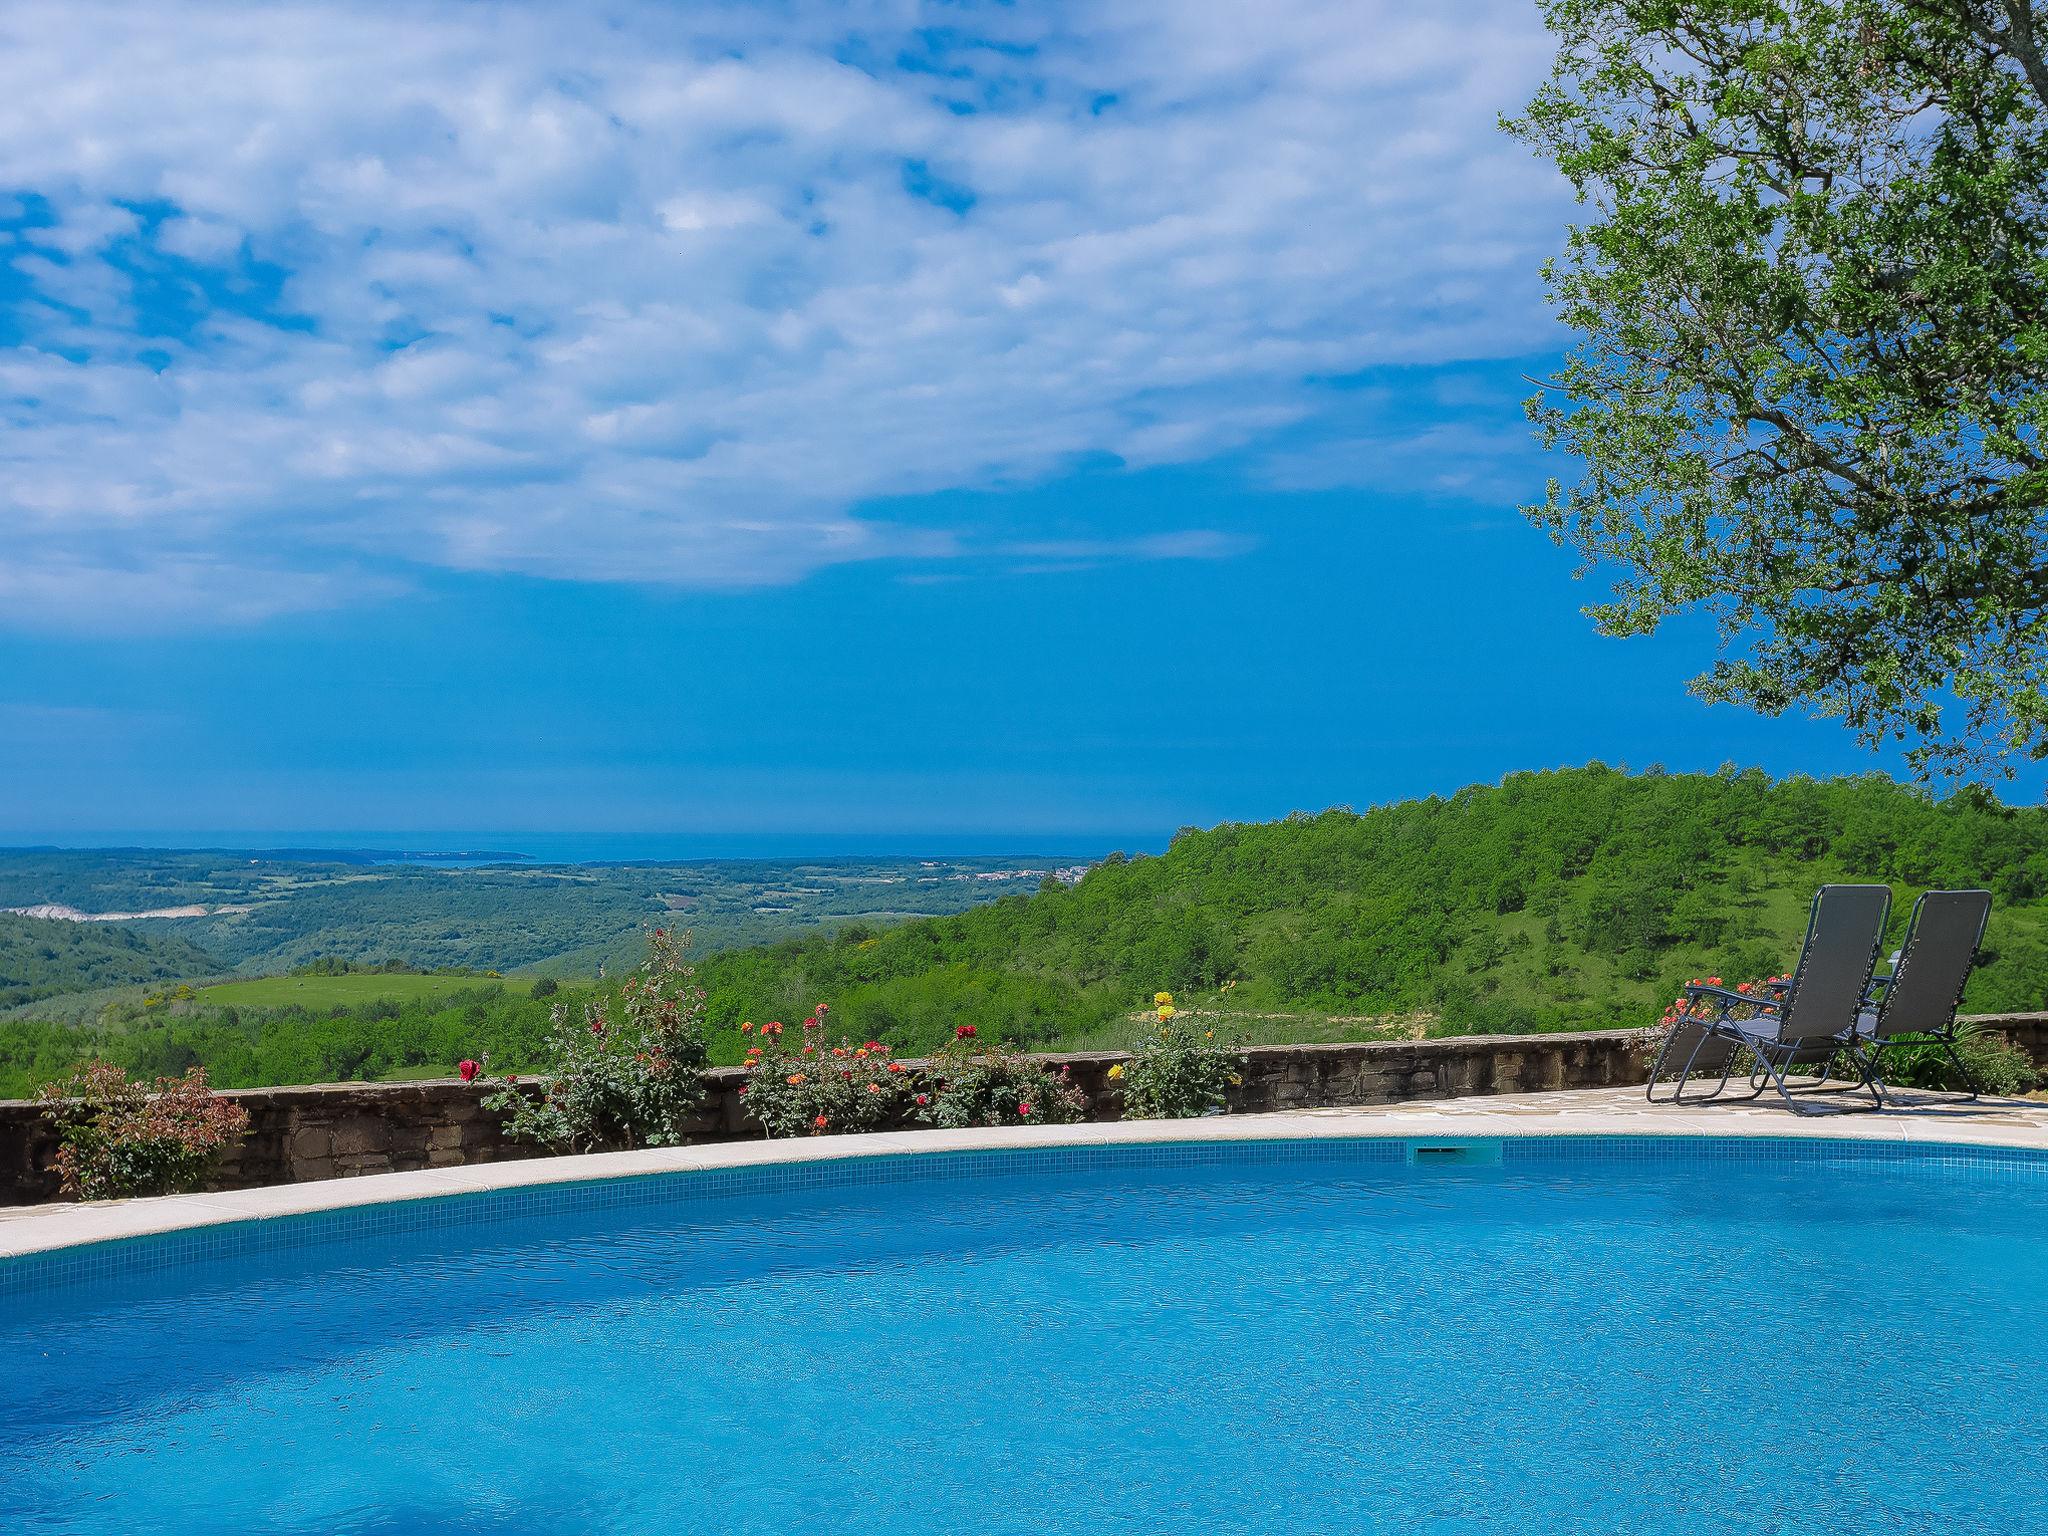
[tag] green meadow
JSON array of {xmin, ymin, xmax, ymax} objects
[{"xmin": 189, "ymin": 972, "xmax": 516, "ymax": 1010}]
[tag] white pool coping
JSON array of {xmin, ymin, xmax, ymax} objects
[{"xmin": 8, "ymin": 1090, "xmax": 2048, "ymax": 1263}]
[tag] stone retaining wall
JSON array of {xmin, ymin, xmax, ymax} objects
[{"xmin": 5, "ymin": 1013, "xmax": 2044, "ymax": 1205}]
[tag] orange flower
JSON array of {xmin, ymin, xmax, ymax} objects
[{"xmin": 786, "ymin": 1073, "xmax": 807, "ymax": 1085}]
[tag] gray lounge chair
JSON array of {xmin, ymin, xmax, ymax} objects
[
  {"xmin": 1646, "ymin": 884, "xmax": 1892, "ymax": 1114},
  {"xmin": 1857, "ymin": 889, "xmax": 1993, "ymax": 1100}
]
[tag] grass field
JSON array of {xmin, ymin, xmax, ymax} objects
[{"xmin": 191, "ymin": 973, "xmax": 523, "ymax": 1009}]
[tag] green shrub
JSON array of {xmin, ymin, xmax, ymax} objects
[
  {"xmin": 35, "ymin": 1061, "xmax": 249, "ymax": 1200},
  {"xmin": 733, "ymin": 1005, "xmax": 913, "ymax": 1137},
  {"xmin": 1881, "ymin": 1027, "xmax": 2039, "ymax": 1097},
  {"xmin": 1115, "ymin": 992, "xmax": 1244, "ymax": 1119},
  {"xmin": 484, "ymin": 929, "xmax": 708, "ymax": 1151},
  {"xmin": 918, "ymin": 1026, "xmax": 1089, "ymax": 1128}
]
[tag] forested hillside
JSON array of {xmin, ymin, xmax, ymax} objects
[
  {"xmin": 0, "ymin": 916, "xmax": 221, "ymax": 1010},
  {"xmin": 694, "ymin": 766, "xmax": 2048, "ymax": 1054}
]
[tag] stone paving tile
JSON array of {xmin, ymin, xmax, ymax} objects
[{"xmin": 1289, "ymin": 1083, "xmax": 2048, "ymax": 1129}]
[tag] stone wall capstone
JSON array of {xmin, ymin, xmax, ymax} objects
[{"xmin": 4, "ymin": 1014, "xmax": 2044, "ymax": 1205}]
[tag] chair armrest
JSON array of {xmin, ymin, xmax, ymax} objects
[{"xmin": 1681, "ymin": 982, "xmax": 1780, "ymax": 1014}]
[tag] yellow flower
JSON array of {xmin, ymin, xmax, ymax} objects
[
  {"xmin": 1157, "ymin": 1004, "xmax": 1177, "ymax": 1021},
  {"xmin": 1227, "ymin": 1074, "xmax": 1242, "ymax": 1086},
  {"xmin": 1106, "ymin": 1063, "xmax": 1124, "ymax": 1080},
  {"xmin": 1153, "ymin": 990, "xmax": 1174, "ymax": 1006},
  {"xmin": 1204, "ymin": 1031, "xmax": 1213, "ymax": 1039}
]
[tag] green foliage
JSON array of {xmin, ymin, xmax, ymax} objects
[
  {"xmin": 35, "ymin": 1061, "xmax": 249, "ymax": 1200},
  {"xmin": 917, "ymin": 1029, "xmax": 1090, "ymax": 1129},
  {"xmin": 1117, "ymin": 995, "xmax": 1244, "ymax": 1120},
  {"xmin": 191, "ymin": 971, "xmax": 522, "ymax": 1010},
  {"xmin": 1883, "ymin": 1026, "xmax": 2040, "ymax": 1096},
  {"xmin": 698, "ymin": 767, "xmax": 2048, "ymax": 1046},
  {"xmin": 0, "ymin": 984, "xmax": 563, "ymax": 1099},
  {"xmin": 485, "ymin": 930, "xmax": 709, "ymax": 1152},
  {"xmin": 0, "ymin": 915, "xmax": 218, "ymax": 1009},
  {"xmin": 1505, "ymin": 0, "xmax": 2048, "ymax": 777},
  {"xmin": 732, "ymin": 1006, "xmax": 913, "ymax": 1137}
]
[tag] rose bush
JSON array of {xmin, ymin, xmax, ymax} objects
[
  {"xmin": 484, "ymin": 927, "xmax": 709, "ymax": 1151},
  {"xmin": 1116, "ymin": 991, "xmax": 1244, "ymax": 1119},
  {"xmin": 734, "ymin": 1004, "xmax": 914, "ymax": 1137},
  {"xmin": 916, "ymin": 1029, "xmax": 1088, "ymax": 1129},
  {"xmin": 35, "ymin": 1061, "xmax": 249, "ymax": 1200}
]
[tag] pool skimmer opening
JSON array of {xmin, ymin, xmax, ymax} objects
[{"xmin": 1404, "ymin": 1140, "xmax": 1503, "ymax": 1167}]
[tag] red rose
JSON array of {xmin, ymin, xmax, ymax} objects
[
  {"xmin": 457, "ymin": 1059, "xmax": 479, "ymax": 1083},
  {"xmin": 814, "ymin": 1114, "xmax": 829, "ymax": 1128},
  {"xmin": 915, "ymin": 1093, "xmax": 930, "ymax": 1106},
  {"xmin": 589, "ymin": 1018, "xmax": 606, "ymax": 1035},
  {"xmin": 1019, "ymin": 1102, "xmax": 1034, "ymax": 1117},
  {"xmin": 955, "ymin": 1024, "xmax": 977, "ymax": 1039}
]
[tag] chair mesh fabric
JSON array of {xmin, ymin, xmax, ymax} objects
[
  {"xmin": 1777, "ymin": 885, "xmax": 1892, "ymax": 1044},
  {"xmin": 1873, "ymin": 890, "xmax": 1991, "ymax": 1039}
]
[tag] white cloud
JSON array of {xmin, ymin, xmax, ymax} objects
[{"xmin": 0, "ymin": 0, "xmax": 1567, "ymax": 630}]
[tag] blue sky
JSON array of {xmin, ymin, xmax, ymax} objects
[{"xmin": 0, "ymin": 2, "xmax": 2011, "ymax": 846}]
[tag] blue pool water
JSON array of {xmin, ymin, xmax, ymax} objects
[{"xmin": 3, "ymin": 1137, "xmax": 2045, "ymax": 1534}]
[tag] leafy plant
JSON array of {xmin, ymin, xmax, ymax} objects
[
  {"xmin": 1881, "ymin": 1026, "xmax": 2039, "ymax": 1097},
  {"xmin": 35, "ymin": 1060, "xmax": 249, "ymax": 1200},
  {"xmin": 484, "ymin": 928, "xmax": 708, "ymax": 1151},
  {"xmin": 734, "ymin": 1004, "xmax": 913, "ymax": 1137},
  {"xmin": 1505, "ymin": 0, "xmax": 2048, "ymax": 777},
  {"xmin": 917, "ymin": 1024, "xmax": 1090, "ymax": 1129},
  {"xmin": 1113, "ymin": 993, "xmax": 1244, "ymax": 1120}
]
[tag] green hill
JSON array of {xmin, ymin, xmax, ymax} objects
[
  {"xmin": 693, "ymin": 766, "xmax": 2048, "ymax": 1058},
  {"xmin": 0, "ymin": 916, "xmax": 222, "ymax": 1010}
]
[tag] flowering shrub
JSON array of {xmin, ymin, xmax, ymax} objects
[
  {"xmin": 35, "ymin": 1061, "xmax": 249, "ymax": 1200},
  {"xmin": 1116, "ymin": 991, "xmax": 1244, "ymax": 1119},
  {"xmin": 917, "ymin": 1028, "xmax": 1089, "ymax": 1128},
  {"xmin": 1643, "ymin": 975, "xmax": 1780, "ymax": 1077},
  {"xmin": 485, "ymin": 928, "xmax": 709, "ymax": 1151},
  {"xmin": 735, "ymin": 1004, "xmax": 914, "ymax": 1137}
]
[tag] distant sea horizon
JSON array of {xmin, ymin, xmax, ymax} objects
[{"xmin": 0, "ymin": 830, "xmax": 1160, "ymax": 864}]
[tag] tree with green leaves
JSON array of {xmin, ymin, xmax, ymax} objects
[{"xmin": 1506, "ymin": 0, "xmax": 2048, "ymax": 778}]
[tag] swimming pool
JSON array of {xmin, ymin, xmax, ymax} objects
[{"xmin": 4, "ymin": 1135, "xmax": 2043, "ymax": 1534}]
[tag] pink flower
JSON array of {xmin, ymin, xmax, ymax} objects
[
  {"xmin": 1019, "ymin": 1102, "xmax": 1034, "ymax": 1117},
  {"xmin": 457, "ymin": 1059, "xmax": 479, "ymax": 1083}
]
